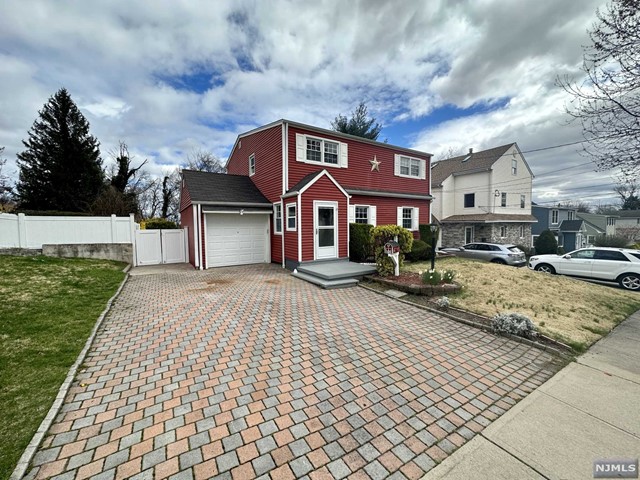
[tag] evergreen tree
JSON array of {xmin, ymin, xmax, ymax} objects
[
  {"xmin": 534, "ymin": 230, "xmax": 559, "ymax": 255},
  {"xmin": 16, "ymin": 88, "xmax": 104, "ymax": 212},
  {"xmin": 331, "ymin": 102, "xmax": 383, "ymax": 140}
]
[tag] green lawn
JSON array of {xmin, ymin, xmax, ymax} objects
[{"xmin": 0, "ymin": 256, "xmax": 126, "ymax": 480}]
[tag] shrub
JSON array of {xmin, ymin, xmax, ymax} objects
[
  {"xmin": 441, "ymin": 269, "xmax": 456, "ymax": 283},
  {"xmin": 371, "ymin": 225, "xmax": 413, "ymax": 276},
  {"xmin": 593, "ymin": 234, "xmax": 630, "ymax": 248},
  {"xmin": 491, "ymin": 312, "xmax": 537, "ymax": 340},
  {"xmin": 349, "ymin": 223, "xmax": 374, "ymax": 262},
  {"xmin": 631, "ymin": 243, "xmax": 640, "ymax": 250},
  {"xmin": 534, "ymin": 230, "xmax": 558, "ymax": 255},
  {"xmin": 557, "ymin": 246, "xmax": 565, "ymax": 255},
  {"xmin": 435, "ymin": 296, "xmax": 450, "ymax": 310},
  {"xmin": 515, "ymin": 244, "xmax": 531, "ymax": 257},
  {"xmin": 422, "ymin": 269, "xmax": 441, "ymax": 285},
  {"xmin": 405, "ymin": 239, "xmax": 430, "ymax": 262},
  {"xmin": 144, "ymin": 218, "xmax": 179, "ymax": 229}
]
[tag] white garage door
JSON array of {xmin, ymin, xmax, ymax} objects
[{"xmin": 205, "ymin": 214, "xmax": 269, "ymax": 268}]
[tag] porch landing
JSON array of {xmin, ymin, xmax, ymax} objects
[{"xmin": 292, "ymin": 259, "xmax": 377, "ymax": 289}]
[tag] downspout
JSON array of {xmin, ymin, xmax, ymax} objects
[
  {"xmin": 197, "ymin": 204, "xmax": 203, "ymax": 270},
  {"xmin": 281, "ymin": 122, "xmax": 287, "ymax": 268},
  {"xmin": 193, "ymin": 204, "xmax": 200, "ymax": 269},
  {"xmin": 298, "ymin": 193, "xmax": 302, "ymax": 264}
]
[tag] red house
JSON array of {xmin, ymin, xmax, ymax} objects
[{"xmin": 180, "ymin": 119, "xmax": 432, "ymax": 272}]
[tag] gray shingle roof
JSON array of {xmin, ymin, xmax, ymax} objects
[
  {"xmin": 440, "ymin": 213, "xmax": 538, "ymax": 223},
  {"xmin": 616, "ymin": 209, "xmax": 640, "ymax": 218},
  {"xmin": 182, "ymin": 170, "xmax": 271, "ymax": 205},
  {"xmin": 559, "ymin": 219, "xmax": 585, "ymax": 232},
  {"xmin": 430, "ymin": 143, "xmax": 515, "ymax": 187},
  {"xmin": 284, "ymin": 171, "xmax": 324, "ymax": 197}
]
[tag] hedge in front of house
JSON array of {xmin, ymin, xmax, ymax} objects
[
  {"xmin": 144, "ymin": 218, "xmax": 179, "ymax": 229},
  {"xmin": 371, "ymin": 225, "xmax": 413, "ymax": 276},
  {"xmin": 349, "ymin": 223, "xmax": 374, "ymax": 262},
  {"xmin": 405, "ymin": 239, "xmax": 430, "ymax": 262},
  {"xmin": 534, "ymin": 229, "xmax": 558, "ymax": 255}
]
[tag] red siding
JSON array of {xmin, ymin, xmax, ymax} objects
[
  {"xmin": 180, "ymin": 205, "xmax": 195, "ymax": 267},
  {"xmin": 300, "ymin": 176, "xmax": 348, "ymax": 262},
  {"xmin": 283, "ymin": 199, "xmax": 298, "ymax": 263},
  {"xmin": 227, "ymin": 125, "xmax": 283, "ymax": 202},
  {"xmin": 179, "ymin": 182, "xmax": 192, "ymax": 212},
  {"xmin": 350, "ymin": 194, "xmax": 431, "ymax": 236},
  {"xmin": 287, "ymin": 126, "xmax": 430, "ymax": 197}
]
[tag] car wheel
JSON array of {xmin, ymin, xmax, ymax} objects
[
  {"xmin": 535, "ymin": 264, "xmax": 556, "ymax": 274},
  {"xmin": 491, "ymin": 259, "xmax": 506, "ymax": 264},
  {"xmin": 618, "ymin": 273, "xmax": 640, "ymax": 291}
]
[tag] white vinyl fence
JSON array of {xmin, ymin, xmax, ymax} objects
[{"xmin": 0, "ymin": 213, "xmax": 137, "ymax": 249}]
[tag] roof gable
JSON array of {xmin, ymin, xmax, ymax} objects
[
  {"xmin": 431, "ymin": 143, "xmax": 515, "ymax": 187},
  {"xmin": 559, "ymin": 219, "xmax": 585, "ymax": 232},
  {"xmin": 283, "ymin": 169, "xmax": 348, "ymax": 198},
  {"xmin": 181, "ymin": 170, "xmax": 270, "ymax": 205}
]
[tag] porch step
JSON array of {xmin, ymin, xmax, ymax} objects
[
  {"xmin": 296, "ymin": 260, "xmax": 376, "ymax": 281},
  {"xmin": 291, "ymin": 271, "xmax": 360, "ymax": 289}
]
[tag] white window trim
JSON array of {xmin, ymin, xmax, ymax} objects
[
  {"xmin": 249, "ymin": 153, "xmax": 256, "ymax": 176},
  {"xmin": 464, "ymin": 193, "xmax": 475, "ymax": 208},
  {"xmin": 349, "ymin": 204, "xmax": 377, "ymax": 226},
  {"xmin": 274, "ymin": 203, "xmax": 282, "ymax": 235},
  {"xmin": 286, "ymin": 203, "xmax": 297, "ymax": 231},
  {"xmin": 397, "ymin": 206, "xmax": 419, "ymax": 231},
  {"xmin": 512, "ymin": 158, "xmax": 517, "ymax": 176},
  {"xmin": 551, "ymin": 209, "xmax": 559, "ymax": 225},
  {"xmin": 500, "ymin": 226, "xmax": 507, "ymax": 238},
  {"xmin": 394, "ymin": 154, "xmax": 426, "ymax": 179},
  {"xmin": 501, "ymin": 192, "xmax": 507, "ymax": 207},
  {"xmin": 519, "ymin": 225, "xmax": 524, "ymax": 238},
  {"xmin": 520, "ymin": 195, "xmax": 526, "ymax": 209},
  {"xmin": 295, "ymin": 133, "xmax": 348, "ymax": 168}
]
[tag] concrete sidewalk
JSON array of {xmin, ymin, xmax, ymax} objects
[{"xmin": 424, "ymin": 310, "xmax": 640, "ymax": 480}]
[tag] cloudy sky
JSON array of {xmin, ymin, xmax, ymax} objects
[{"xmin": 0, "ymin": 0, "xmax": 623, "ymax": 207}]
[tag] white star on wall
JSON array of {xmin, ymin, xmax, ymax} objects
[{"xmin": 369, "ymin": 156, "xmax": 381, "ymax": 172}]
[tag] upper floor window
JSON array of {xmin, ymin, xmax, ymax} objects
[
  {"xmin": 249, "ymin": 153, "xmax": 255, "ymax": 176},
  {"xmin": 286, "ymin": 204, "xmax": 296, "ymax": 231},
  {"xmin": 551, "ymin": 209, "xmax": 559, "ymax": 224},
  {"xmin": 568, "ymin": 210, "xmax": 575, "ymax": 220},
  {"xmin": 520, "ymin": 195, "xmax": 525, "ymax": 209},
  {"xmin": 607, "ymin": 217, "xmax": 616, "ymax": 226},
  {"xmin": 511, "ymin": 158, "xmax": 517, "ymax": 175},
  {"xmin": 501, "ymin": 192, "xmax": 507, "ymax": 207},
  {"xmin": 274, "ymin": 203, "xmax": 282, "ymax": 234},
  {"xmin": 296, "ymin": 133, "xmax": 347, "ymax": 168},
  {"xmin": 464, "ymin": 193, "xmax": 475, "ymax": 208},
  {"xmin": 394, "ymin": 154, "xmax": 426, "ymax": 179}
]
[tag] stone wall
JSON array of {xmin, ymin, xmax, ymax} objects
[
  {"xmin": 441, "ymin": 223, "xmax": 532, "ymax": 247},
  {"xmin": 0, "ymin": 248, "xmax": 42, "ymax": 257},
  {"xmin": 42, "ymin": 243, "xmax": 133, "ymax": 264}
]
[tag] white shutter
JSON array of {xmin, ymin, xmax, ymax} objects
[
  {"xmin": 394, "ymin": 154, "xmax": 401, "ymax": 176},
  {"xmin": 397, "ymin": 207, "xmax": 403, "ymax": 227},
  {"xmin": 369, "ymin": 206, "xmax": 377, "ymax": 226},
  {"xmin": 412, "ymin": 208, "xmax": 419, "ymax": 231},
  {"xmin": 348, "ymin": 205, "xmax": 355, "ymax": 224},
  {"xmin": 340, "ymin": 142, "xmax": 348, "ymax": 168},
  {"xmin": 296, "ymin": 133, "xmax": 306, "ymax": 162},
  {"xmin": 420, "ymin": 160, "xmax": 426, "ymax": 179}
]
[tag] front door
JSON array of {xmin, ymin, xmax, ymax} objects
[
  {"xmin": 465, "ymin": 226, "xmax": 474, "ymax": 244},
  {"xmin": 315, "ymin": 201, "xmax": 337, "ymax": 260}
]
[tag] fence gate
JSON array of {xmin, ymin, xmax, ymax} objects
[{"xmin": 135, "ymin": 229, "xmax": 187, "ymax": 266}]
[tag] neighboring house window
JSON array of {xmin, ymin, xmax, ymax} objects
[
  {"xmin": 587, "ymin": 235, "xmax": 595, "ymax": 245},
  {"xmin": 500, "ymin": 226, "xmax": 507, "ymax": 237},
  {"xmin": 568, "ymin": 210, "xmax": 575, "ymax": 220},
  {"xmin": 551, "ymin": 209, "xmax": 559, "ymax": 224},
  {"xmin": 531, "ymin": 235, "xmax": 538, "ymax": 247},
  {"xmin": 274, "ymin": 203, "xmax": 282, "ymax": 234},
  {"xmin": 519, "ymin": 225, "xmax": 524, "ymax": 238},
  {"xmin": 286, "ymin": 204, "xmax": 296, "ymax": 231},
  {"xmin": 501, "ymin": 192, "xmax": 507, "ymax": 207},
  {"xmin": 355, "ymin": 206, "xmax": 369, "ymax": 224},
  {"xmin": 397, "ymin": 207, "xmax": 418, "ymax": 231},
  {"xmin": 249, "ymin": 153, "xmax": 255, "ymax": 176},
  {"xmin": 465, "ymin": 226, "xmax": 474, "ymax": 244},
  {"xmin": 607, "ymin": 217, "xmax": 616, "ymax": 226},
  {"xmin": 464, "ymin": 193, "xmax": 475, "ymax": 208},
  {"xmin": 512, "ymin": 158, "xmax": 517, "ymax": 175},
  {"xmin": 394, "ymin": 154, "xmax": 425, "ymax": 179},
  {"xmin": 306, "ymin": 137, "xmax": 338, "ymax": 164},
  {"xmin": 520, "ymin": 195, "xmax": 525, "ymax": 209}
]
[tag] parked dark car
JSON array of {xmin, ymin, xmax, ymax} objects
[{"xmin": 440, "ymin": 243, "xmax": 527, "ymax": 266}]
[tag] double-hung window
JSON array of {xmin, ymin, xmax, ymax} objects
[
  {"xmin": 520, "ymin": 195, "xmax": 525, "ymax": 208},
  {"xmin": 286, "ymin": 204, "xmax": 296, "ymax": 231},
  {"xmin": 355, "ymin": 206, "xmax": 369, "ymax": 224},
  {"xmin": 501, "ymin": 192, "xmax": 507, "ymax": 207},
  {"xmin": 551, "ymin": 209, "xmax": 559, "ymax": 224},
  {"xmin": 395, "ymin": 155, "xmax": 424, "ymax": 179},
  {"xmin": 512, "ymin": 158, "xmax": 517, "ymax": 175},
  {"xmin": 500, "ymin": 226, "xmax": 507, "ymax": 237},
  {"xmin": 304, "ymin": 137, "xmax": 340, "ymax": 165},
  {"xmin": 274, "ymin": 203, "xmax": 282, "ymax": 234},
  {"xmin": 397, "ymin": 207, "xmax": 418, "ymax": 231},
  {"xmin": 464, "ymin": 193, "xmax": 475, "ymax": 208},
  {"xmin": 249, "ymin": 153, "xmax": 255, "ymax": 176}
]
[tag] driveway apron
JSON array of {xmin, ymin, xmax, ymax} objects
[{"xmin": 23, "ymin": 264, "xmax": 561, "ymax": 480}]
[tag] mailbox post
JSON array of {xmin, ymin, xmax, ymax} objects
[{"xmin": 384, "ymin": 238, "xmax": 401, "ymax": 276}]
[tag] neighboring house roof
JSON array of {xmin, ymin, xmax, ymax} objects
[
  {"xmin": 559, "ymin": 219, "xmax": 585, "ymax": 232},
  {"xmin": 616, "ymin": 209, "xmax": 640, "ymax": 218},
  {"xmin": 576, "ymin": 212, "xmax": 608, "ymax": 232},
  {"xmin": 431, "ymin": 143, "xmax": 516, "ymax": 187},
  {"xmin": 181, "ymin": 170, "xmax": 271, "ymax": 206},
  {"xmin": 440, "ymin": 213, "xmax": 538, "ymax": 223}
]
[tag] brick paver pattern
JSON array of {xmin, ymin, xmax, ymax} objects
[{"xmin": 23, "ymin": 265, "xmax": 561, "ymax": 480}]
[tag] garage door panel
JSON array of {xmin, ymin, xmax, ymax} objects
[{"xmin": 206, "ymin": 214, "xmax": 269, "ymax": 268}]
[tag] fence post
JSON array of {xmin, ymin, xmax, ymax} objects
[
  {"xmin": 17, "ymin": 213, "xmax": 27, "ymax": 248},
  {"xmin": 110, "ymin": 214, "xmax": 117, "ymax": 243},
  {"xmin": 130, "ymin": 213, "xmax": 138, "ymax": 267}
]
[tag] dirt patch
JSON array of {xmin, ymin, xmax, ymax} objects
[
  {"xmin": 205, "ymin": 279, "xmax": 234, "ymax": 285},
  {"xmin": 264, "ymin": 279, "xmax": 281, "ymax": 285}
]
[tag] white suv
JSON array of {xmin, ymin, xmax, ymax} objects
[{"xmin": 528, "ymin": 247, "xmax": 640, "ymax": 291}]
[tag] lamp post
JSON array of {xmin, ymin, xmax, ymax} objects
[{"xmin": 430, "ymin": 224, "xmax": 438, "ymax": 271}]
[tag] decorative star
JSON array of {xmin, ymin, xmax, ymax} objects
[{"xmin": 369, "ymin": 156, "xmax": 381, "ymax": 172}]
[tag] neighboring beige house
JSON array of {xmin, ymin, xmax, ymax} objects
[
  {"xmin": 576, "ymin": 211, "xmax": 618, "ymax": 245},
  {"xmin": 431, "ymin": 143, "xmax": 537, "ymax": 247},
  {"xmin": 615, "ymin": 210, "xmax": 640, "ymax": 242}
]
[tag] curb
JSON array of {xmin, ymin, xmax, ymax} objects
[
  {"xmin": 9, "ymin": 272, "xmax": 131, "ymax": 480},
  {"xmin": 359, "ymin": 283, "xmax": 572, "ymax": 359}
]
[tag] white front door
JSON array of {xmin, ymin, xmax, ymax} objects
[
  {"xmin": 465, "ymin": 226, "xmax": 474, "ymax": 244},
  {"xmin": 314, "ymin": 201, "xmax": 338, "ymax": 260}
]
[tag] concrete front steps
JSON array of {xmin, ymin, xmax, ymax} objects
[{"xmin": 292, "ymin": 259, "xmax": 377, "ymax": 289}]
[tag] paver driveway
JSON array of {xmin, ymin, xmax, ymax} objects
[{"xmin": 23, "ymin": 265, "xmax": 562, "ymax": 480}]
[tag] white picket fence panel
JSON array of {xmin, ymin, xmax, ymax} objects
[{"xmin": 134, "ymin": 229, "xmax": 187, "ymax": 266}]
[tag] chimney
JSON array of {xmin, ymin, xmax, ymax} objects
[{"xmin": 468, "ymin": 148, "xmax": 473, "ymax": 154}]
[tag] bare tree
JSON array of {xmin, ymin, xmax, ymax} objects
[
  {"xmin": 184, "ymin": 148, "xmax": 225, "ymax": 173},
  {"xmin": 613, "ymin": 174, "xmax": 640, "ymax": 210},
  {"xmin": 558, "ymin": 0, "xmax": 640, "ymax": 173},
  {"xmin": 593, "ymin": 202, "xmax": 619, "ymax": 215},
  {"xmin": 437, "ymin": 146, "xmax": 466, "ymax": 161},
  {"xmin": 558, "ymin": 200, "xmax": 592, "ymax": 213},
  {"xmin": 109, "ymin": 142, "xmax": 147, "ymax": 193}
]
